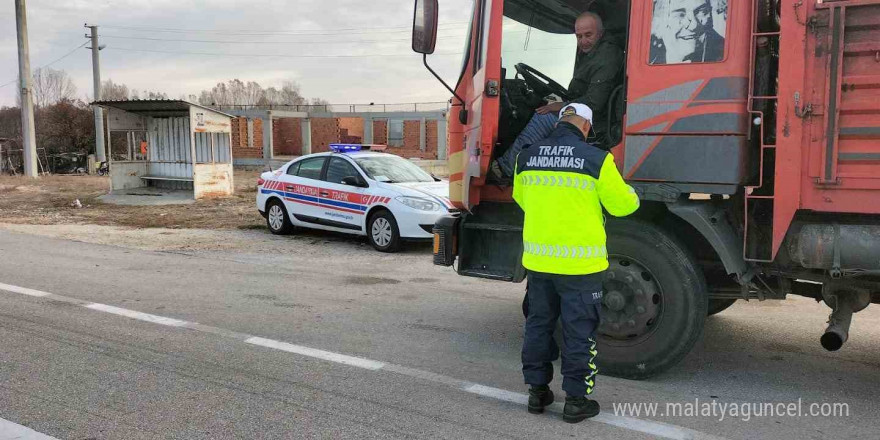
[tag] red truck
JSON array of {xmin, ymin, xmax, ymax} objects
[{"xmin": 413, "ymin": 0, "xmax": 880, "ymax": 378}]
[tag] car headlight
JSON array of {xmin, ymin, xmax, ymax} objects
[{"xmin": 395, "ymin": 196, "xmax": 441, "ymax": 211}]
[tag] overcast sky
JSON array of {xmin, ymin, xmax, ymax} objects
[{"xmin": 0, "ymin": 0, "xmax": 474, "ymax": 108}]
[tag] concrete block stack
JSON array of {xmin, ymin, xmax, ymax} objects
[{"xmin": 338, "ymin": 118, "xmax": 364, "ymax": 144}]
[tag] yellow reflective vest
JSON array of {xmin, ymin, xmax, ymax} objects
[{"xmin": 513, "ymin": 122, "xmax": 640, "ymax": 275}]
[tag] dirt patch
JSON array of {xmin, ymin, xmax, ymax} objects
[
  {"xmin": 0, "ymin": 170, "xmax": 264, "ymax": 230},
  {"xmin": 409, "ymin": 278, "xmax": 438, "ymax": 283},
  {"xmin": 245, "ymin": 294, "xmax": 279, "ymax": 301},
  {"xmin": 344, "ymin": 276, "xmax": 402, "ymax": 285}
]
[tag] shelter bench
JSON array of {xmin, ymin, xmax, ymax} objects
[{"xmin": 139, "ymin": 175, "xmax": 194, "ymax": 182}]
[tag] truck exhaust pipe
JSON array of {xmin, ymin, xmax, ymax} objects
[
  {"xmin": 820, "ymin": 290, "xmax": 871, "ymax": 351},
  {"xmin": 821, "ymin": 302, "xmax": 854, "ymax": 351}
]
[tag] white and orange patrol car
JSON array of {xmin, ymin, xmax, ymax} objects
[{"xmin": 256, "ymin": 144, "xmax": 456, "ymax": 252}]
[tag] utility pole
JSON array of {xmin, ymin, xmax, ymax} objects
[
  {"xmin": 85, "ymin": 24, "xmax": 105, "ymax": 163},
  {"xmin": 15, "ymin": 0, "xmax": 38, "ymax": 177}
]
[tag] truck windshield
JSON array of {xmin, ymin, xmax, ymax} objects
[
  {"xmin": 501, "ymin": 15, "xmax": 576, "ymax": 84},
  {"xmin": 355, "ymin": 156, "xmax": 435, "ymax": 183}
]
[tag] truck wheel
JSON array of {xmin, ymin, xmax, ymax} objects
[
  {"xmin": 598, "ymin": 218, "xmax": 708, "ymax": 380},
  {"xmin": 708, "ymin": 299, "xmax": 737, "ymax": 316}
]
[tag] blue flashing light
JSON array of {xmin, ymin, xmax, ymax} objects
[{"xmin": 329, "ymin": 143, "xmax": 363, "ymax": 153}]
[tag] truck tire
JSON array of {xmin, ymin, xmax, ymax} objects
[
  {"xmin": 708, "ymin": 299, "xmax": 737, "ymax": 316},
  {"xmin": 598, "ymin": 218, "xmax": 708, "ymax": 380}
]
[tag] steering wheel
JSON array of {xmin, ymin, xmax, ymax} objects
[{"xmin": 514, "ymin": 63, "xmax": 571, "ymax": 101}]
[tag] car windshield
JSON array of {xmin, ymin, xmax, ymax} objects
[{"xmin": 355, "ymin": 155, "xmax": 435, "ymax": 183}]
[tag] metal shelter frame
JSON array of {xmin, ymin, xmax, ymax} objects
[{"xmin": 94, "ymin": 99, "xmax": 236, "ymax": 199}]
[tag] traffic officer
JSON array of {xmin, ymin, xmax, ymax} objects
[{"xmin": 512, "ymin": 103, "xmax": 639, "ymax": 423}]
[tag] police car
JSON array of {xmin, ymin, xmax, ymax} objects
[{"xmin": 256, "ymin": 144, "xmax": 456, "ymax": 252}]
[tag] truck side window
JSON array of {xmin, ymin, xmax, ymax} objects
[{"xmin": 648, "ymin": 0, "xmax": 728, "ymax": 65}]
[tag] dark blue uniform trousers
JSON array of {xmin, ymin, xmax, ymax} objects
[{"xmin": 522, "ymin": 270, "xmax": 603, "ymax": 397}]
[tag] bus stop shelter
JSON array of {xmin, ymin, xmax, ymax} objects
[{"xmin": 95, "ymin": 99, "xmax": 235, "ymax": 199}]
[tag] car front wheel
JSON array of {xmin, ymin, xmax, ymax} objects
[{"xmin": 367, "ymin": 210, "xmax": 401, "ymax": 252}]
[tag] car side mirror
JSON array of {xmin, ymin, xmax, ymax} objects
[
  {"xmin": 342, "ymin": 176, "xmax": 367, "ymax": 187},
  {"xmin": 412, "ymin": 0, "xmax": 438, "ymax": 54}
]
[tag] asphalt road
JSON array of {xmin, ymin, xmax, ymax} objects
[{"xmin": 1, "ymin": 229, "xmax": 878, "ymax": 439}]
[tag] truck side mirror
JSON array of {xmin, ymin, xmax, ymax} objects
[{"xmin": 412, "ymin": 0, "xmax": 438, "ymax": 54}]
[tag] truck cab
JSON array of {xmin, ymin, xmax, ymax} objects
[{"xmin": 414, "ymin": 0, "xmax": 880, "ymax": 379}]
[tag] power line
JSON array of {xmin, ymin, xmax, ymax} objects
[
  {"xmin": 98, "ymin": 34, "xmax": 466, "ymax": 45},
  {"xmin": 104, "ymin": 46, "xmax": 465, "ymax": 58},
  {"xmin": 100, "ymin": 22, "xmax": 470, "ymax": 36},
  {"xmin": 101, "ymin": 42, "xmax": 571, "ymax": 60},
  {"xmin": 0, "ymin": 41, "xmax": 89, "ymax": 89}
]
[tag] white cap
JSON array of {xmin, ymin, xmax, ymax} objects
[{"xmin": 559, "ymin": 103, "xmax": 593, "ymax": 124}]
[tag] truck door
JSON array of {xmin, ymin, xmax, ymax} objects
[
  {"xmin": 621, "ymin": 0, "xmax": 750, "ymax": 190},
  {"xmin": 453, "ymin": 0, "xmax": 503, "ymax": 209}
]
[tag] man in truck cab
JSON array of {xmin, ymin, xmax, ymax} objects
[
  {"xmin": 491, "ymin": 10, "xmax": 624, "ymax": 180},
  {"xmin": 513, "ymin": 103, "xmax": 639, "ymax": 423}
]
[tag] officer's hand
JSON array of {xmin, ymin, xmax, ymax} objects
[{"xmin": 536, "ymin": 102, "xmax": 565, "ymax": 115}]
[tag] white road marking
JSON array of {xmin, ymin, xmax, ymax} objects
[
  {"xmin": 591, "ymin": 413, "xmax": 721, "ymax": 440},
  {"xmin": 84, "ymin": 303, "xmax": 189, "ymax": 327},
  {"xmin": 462, "ymin": 384, "xmax": 721, "ymax": 440},
  {"xmin": 0, "ymin": 417, "xmax": 60, "ymax": 440},
  {"xmin": 246, "ymin": 337, "xmax": 386, "ymax": 371},
  {"xmin": 2, "ymin": 281, "xmax": 725, "ymax": 440},
  {"xmin": 0, "ymin": 283, "xmax": 51, "ymax": 298},
  {"xmin": 463, "ymin": 384, "xmax": 528, "ymax": 405}
]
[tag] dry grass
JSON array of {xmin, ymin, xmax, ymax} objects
[{"xmin": 0, "ymin": 169, "xmax": 265, "ymax": 230}]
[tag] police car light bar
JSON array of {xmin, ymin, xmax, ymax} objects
[
  {"xmin": 329, "ymin": 144, "xmax": 388, "ymax": 153},
  {"xmin": 329, "ymin": 143, "xmax": 362, "ymax": 153}
]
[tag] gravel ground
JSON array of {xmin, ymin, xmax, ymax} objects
[{"xmin": 0, "ymin": 170, "xmax": 265, "ymax": 230}]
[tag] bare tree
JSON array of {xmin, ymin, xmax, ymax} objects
[
  {"xmin": 100, "ymin": 79, "xmax": 131, "ymax": 101},
  {"xmin": 262, "ymin": 81, "xmax": 307, "ymax": 106},
  {"xmin": 100, "ymin": 79, "xmax": 169, "ymax": 101},
  {"xmin": 31, "ymin": 68, "xmax": 77, "ymax": 108},
  {"xmin": 131, "ymin": 89, "xmax": 169, "ymax": 100},
  {"xmin": 195, "ymin": 79, "xmax": 318, "ymax": 108}
]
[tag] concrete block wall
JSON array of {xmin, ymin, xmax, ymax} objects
[
  {"xmin": 231, "ymin": 115, "xmax": 442, "ymax": 160},
  {"xmin": 402, "ymin": 120, "xmax": 421, "ymax": 150},
  {"xmin": 310, "ymin": 118, "xmax": 341, "ymax": 153},
  {"xmin": 426, "ymin": 120, "xmax": 438, "ymax": 153},
  {"xmin": 373, "ymin": 120, "xmax": 388, "ymax": 145},
  {"xmin": 253, "ymin": 119, "xmax": 263, "ymax": 147},
  {"xmin": 231, "ymin": 118, "xmax": 248, "ymax": 148},
  {"xmin": 231, "ymin": 117, "xmax": 262, "ymax": 159},
  {"xmin": 273, "ymin": 118, "xmax": 303, "ymax": 156}
]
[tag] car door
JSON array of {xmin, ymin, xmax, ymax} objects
[
  {"xmin": 279, "ymin": 156, "xmax": 327, "ymax": 226},
  {"xmin": 318, "ymin": 156, "xmax": 369, "ymax": 232}
]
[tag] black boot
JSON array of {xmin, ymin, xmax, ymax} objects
[
  {"xmin": 563, "ymin": 396, "xmax": 600, "ymax": 423},
  {"xmin": 527, "ymin": 385, "xmax": 555, "ymax": 414}
]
